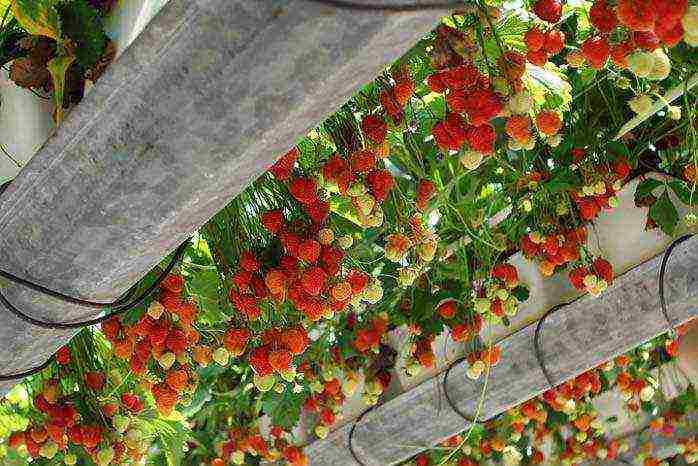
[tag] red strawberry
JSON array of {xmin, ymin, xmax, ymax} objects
[
  {"xmin": 269, "ymin": 147, "xmax": 299, "ymax": 181},
  {"xmin": 589, "ymin": 0, "xmax": 618, "ymax": 33},
  {"xmin": 533, "ymin": 0, "xmax": 563, "ymax": 22},
  {"xmin": 362, "ymin": 115, "xmax": 387, "ymax": 144},
  {"xmin": 261, "ymin": 210, "xmax": 284, "ymax": 234},
  {"xmin": 240, "ymin": 251, "xmax": 260, "ymax": 272},
  {"xmin": 121, "ymin": 393, "xmax": 144, "ymax": 413},
  {"xmin": 298, "ymin": 239, "xmax": 321, "ymax": 263},
  {"xmin": 593, "ymin": 258, "xmax": 614, "ymax": 284},
  {"xmin": 301, "ymin": 266, "xmax": 327, "ymax": 296},
  {"xmin": 581, "ymin": 36, "xmax": 610, "ymax": 69},
  {"xmin": 543, "ymin": 30, "xmax": 566, "ymax": 55},
  {"xmin": 85, "ymin": 372, "xmax": 105, "ymax": 391},
  {"xmin": 525, "ymin": 26, "xmax": 546, "ymax": 51},
  {"xmin": 249, "ymin": 346, "xmax": 274, "ymax": 377},
  {"xmin": 536, "ymin": 110, "xmax": 562, "ymax": 136},
  {"xmin": 465, "ymin": 124, "xmax": 496, "ymax": 154},
  {"xmin": 56, "ymin": 346, "xmax": 71, "ymax": 365},
  {"xmin": 437, "ymin": 300, "xmax": 457, "ymax": 319},
  {"xmin": 289, "ymin": 177, "xmax": 318, "ymax": 205},
  {"xmin": 416, "ymin": 180, "xmax": 436, "ymax": 211},
  {"xmin": 366, "ymin": 169, "xmax": 395, "ymax": 202}
]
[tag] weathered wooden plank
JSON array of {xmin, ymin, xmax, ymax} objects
[
  {"xmin": 0, "ymin": 0, "xmax": 446, "ymax": 392},
  {"xmin": 305, "ymin": 236, "xmax": 698, "ymax": 466}
]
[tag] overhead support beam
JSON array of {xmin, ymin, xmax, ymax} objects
[
  {"xmin": 305, "ymin": 236, "xmax": 698, "ymax": 466},
  {"xmin": 0, "ymin": 0, "xmax": 447, "ymax": 393}
]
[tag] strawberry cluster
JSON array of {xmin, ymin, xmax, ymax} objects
[
  {"xmin": 525, "ymin": 26, "xmax": 566, "ymax": 66},
  {"xmin": 101, "ymin": 274, "xmax": 200, "ymax": 415},
  {"xmin": 569, "ymin": 256, "xmax": 614, "ymax": 296},
  {"xmin": 388, "ymin": 215, "xmax": 440, "ymax": 289},
  {"xmin": 7, "ymin": 376, "xmax": 151, "ymax": 465},
  {"xmin": 429, "ymin": 63, "xmax": 501, "ymax": 157},
  {"xmin": 520, "ymin": 226, "xmax": 587, "ymax": 277},
  {"xmin": 472, "ymin": 263, "xmax": 526, "ymax": 321},
  {"xmin": 578, "ymin": 0, "xmax": 694, "ymax": 75}
]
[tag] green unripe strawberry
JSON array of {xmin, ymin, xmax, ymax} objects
[{"xmin": 253, "ymin": 374, "xmax": 276, "ymax": 392}]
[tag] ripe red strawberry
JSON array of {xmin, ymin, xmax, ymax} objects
[
  {"xmin": 543, "ymin": 30, "xmax": 566, "ymax": 55},
  {"xmin": 320, "ymin": 408, "xmax": 336, "ymax": 426},
  {"xmin": 416, "ymin": 179, "xmax": 436, "ymax": 211},
  {"xmin": 465, "ymin": 123, "xmax": 496, "ymax": 154},
  {"xmin": 301, "ymin": 266, "xmax": 327, "ymax": 296},
  {"xmin": 269, "ymin": 348, "xmax": 293, "ymax": 374},
  {"xmin": 655, "ymin": 21, "xmax": 684, "ymax": 47},
  {"xmin": 239, "ymin": 251, "xmax": 260, "ymax": 273},
  {"xmin": 349, "ymin": 150, "xmax": 377, "ymax": 174},
  {"xmin": 593, "ymin": 258, "xmax": 613, "ymax": 284},
  {"xmin": 613, "ymin": 159, "xmax": 631, "ymax": 179},
  {"xmin": 249, "ymin": 346, "xmax": 274, "ymax": 377},
  {"xmin": 280, "ymin": 327, "xmax": 310, "ymax": 355},
  {"xmin": 161, "ymin": 274, "xmax": 184, "ymax": 294},
  {"xmin": 437, "ymin": 300, "xmax": 457, "ymax": 319},
  {"xmin": 536, "ymin": 110, "xmax": 562, "ymax": 135},
  {"xmin": 533, "ymin": 0, "xmax": 563, "ymax": 23},
  {"xmin": 581, "ymin": 36, "xmax": 611, "ymax": 69},
  {"xmin": 269, "ymin": 147, "xmax": 299, "ymax": 181},
  {"xmin": 165, "ymin": 369, "xmax": 188, "ymax": 392},
  {"xmin": 427, "ymin": 73, "xmax": 448, "ymax": 93},
  {"xmin": 433, "ymin": 112, "xmax": 468, "ymax": 152},
  {"xmin": 261, "ymin": 210, "xmax": 284, "ymax": 234},
  {"xmin": 166, "ymin": 328, "xmax": 188, "ymax": 354},
  {"xmin": 589, "ymin": 0, "xmax": 618, "ymax": 33},
  {"xmin": 492, "ymin": 263, "xmax": 519, "ymax": 287},
  {"xmin": 462, "ymin": 89, "xmax": 502, "ymax": 126},
  {"xmin": 527, "ymin": 49, "xmax": 548, "ymax": 66},
  {"xmin": 85, "ymin": 371, "xmax": 105, "ymax": 391},
  {"xmin": 610, "ymin": 41, "xmax": 634, "ymax": 68},
  {"xmin": 56, "ymin": 346, "xmax": 71, "ymax": 365},
  {"xmin": 617, "ymin": 0, "xmax": 655, "ymax": 31},
  {"xmin": 347, "ymin": 269, "xmax": 369, "ymax": 294},
  {"xmin": 152, "ymin": 383, "xmax": 179, "ymax": 415},
  {"xmin": 366, "ymin": 169, "xmax": 395, "ymax": 202},
  {"xmin": 632, "ymin": 31, "xmax": 659, "ymax": 50},
  {"xmin": 121, "ymin": 393, "xmax": 144, "ymax": 413},
  {"xmin": 298, "ymin": 239, "xmax": 321, "ymax": 263},
  {"xmin": 224, "ymin": 327, "xmax": 250, "ymax": 356},
  {"xmin": 81, "ymin": 425, "xmax": 102, "ymax": 449},
  {"xmin": 289, "ymin": 177, "xmax": 318, "ymax": 205},
  {"xmin": 525, "ymin": 26, "xmax": 546, "ymax": 51},
  {"xmin": 361, "ymin": 114, "xmax": 387, "ymax": 144},
  {"xmin": 506, "ymin": 115, "xmax": 532, "ymax": 143}
]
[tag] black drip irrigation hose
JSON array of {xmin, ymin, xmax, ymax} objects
[
  {"xmin": 442, "ymin": 356, "xmax": 477, "ymax": 422},
  {"xmin": 658, "ymin": 234, "xmax": 694, "ymax": 330},
  {"xmin": 348, "ymin": 405, "xmax": 376, "ymax": 466},
  {"xmin": 304, "ymin": 0, "xmax": 467, "ymax": 11},
  {"xmin": 533, "ymin": 301, "xmax": 574, "ymax": 390},
  {"xmin": 0, "ymin": 180, "xmax": 189, "ymax": 380}
]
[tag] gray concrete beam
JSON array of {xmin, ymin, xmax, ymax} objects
[{"xmin": 0, "ymin": 0, "xmax": 446, "ymax": 392}]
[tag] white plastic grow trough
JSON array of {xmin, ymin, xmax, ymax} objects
[{"xmin": 0, "ymin": 0, "xmax": 170, "ymax": 182}]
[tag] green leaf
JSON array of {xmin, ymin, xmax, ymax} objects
[
  {"xmin": 512, "ymin": 285, "xmax": 530, "ymax": 302},
  {"xmin": 46, "ymin": 50, "xmax": 75, "ymax": 124},
  {"xmin": 261, "ymin": 385, "xmax": 306, "ymax": 430},
  {"xmin": 57, "ymin": 0, "xmax": 107, "ymax": 71},
  {"xmin": 635, "ymin": 178, "xmax": 663, "ymax": 199},
  {"xmin": 649, "ymin": 190, "xmax": 679, "ymax": 235},
  {"xmin": 546, "ymin": 169, "xmax": 579, "ymax": 193},
  {"xmin": 668, "ymin": 180, "xmax": 697, "ymax": 206},
  {"xmin": 11, "ymin": 0, "xmax": 59, "ymax": 39}
]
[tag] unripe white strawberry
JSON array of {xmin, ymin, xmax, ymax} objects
[
  {"xmin": 474, "ymin": 298, "xmax": 491, "ymax": 314},
  {"xmin": 647, "ymin": 49, "xmax": 671, "ymax": 81},
  {"xmin": 640, "ymin": 385, "xmax": 655, "ymax": 401},
  {"xmin": 254, "ymin": 374, "xmax": 276, "ymax": 392},
  {"xmin": 682, "ymin": 6, "xmax": 698, "ymax": 38},
  {"xmin": 158, "ymin": 352, "xmax": 176, "ymax": 370},
  {"xmin": 212, "ymin": 347, "xmax": 229, "ymax": 366},
  {"xmin": 39, "ymin": 441, "xmax": 58, "ymax": 459},
  {"xmin": 507, "ymin": 92, "xmax": 533, "ymax": 115},
  {"xmin": 337, "ymin": 235, "xmax": 353, "ymax": 249},
  {"xmin": 113, "ymin": 414, "xmax": 130, "ymax": 434},
  {"xmin": 64, "ymin": 453, "xmax": 78, "ymax": 465},
  {"xmin": 97, "ymin": 446, "xmax": 115, "ymax": 466},
  {"xmin": 315, "ymin": 425, "xmax": 330, "ymax": 439},
  {"xmin": 147, "ymin": 301, "xmax": 165, "ymax": 319},
  {"xmin": 668, "ymin": 105, "xmax": 681, "ymax": 120},
  {"xmin": 627, "ymin": 51, "xmax": 655, "ymax": 78},
  {"xmin": 232, "ymin": 451, "xmax": 246, "ymax": 465},
  {"xmin": 318, "ymin": 228, "xmax": 334, "ymax": 245},
  {"xmin": 460, "ymin": 150, "xmax": 484, "ymax": 170},
  {"xmin": 628, "ymin": 95, "xmax": 654, "ymax": 115}
]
